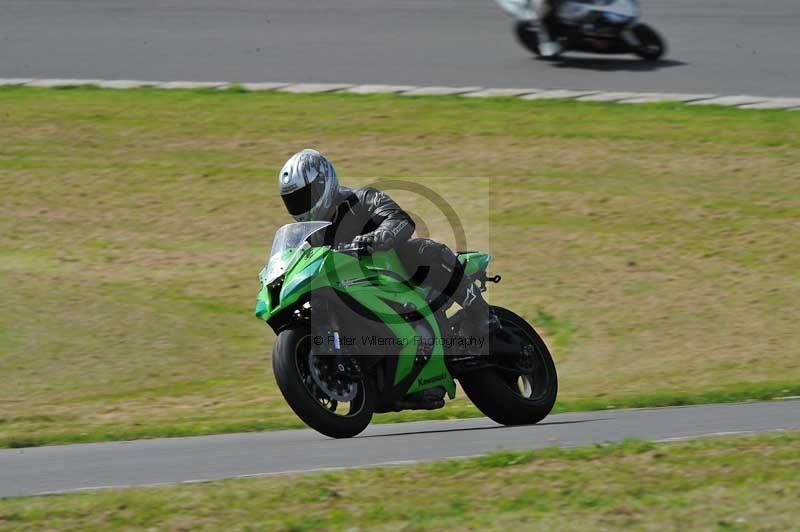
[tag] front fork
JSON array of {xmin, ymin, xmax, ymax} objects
[
  {"xmin": 620, "ymin": 20, "xmax": 642, "ymax": 48},
  {"xmin": 328, "ymin": 330, "xmax": 362, "ymax": 378},
  {"xmin": 313, "ymin": 293, "xmax": 362, "ymax": 379}
]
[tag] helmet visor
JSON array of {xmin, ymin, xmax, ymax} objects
[{"xmin": 281, "ymin": 178, "xmax": 326, "ymax": 217}]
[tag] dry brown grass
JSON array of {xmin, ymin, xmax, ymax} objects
[{"xmin": 0, "ymin": 86, "xmax": 798, "ymax": 445}]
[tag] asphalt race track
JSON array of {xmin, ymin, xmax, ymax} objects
[
  {"xmin": 1, "ymin": 400, "xmax": 799, "ymax": 498},
  {"xmin": 1, "ymin": 0, "xmax": 799, "ymax": 96}
]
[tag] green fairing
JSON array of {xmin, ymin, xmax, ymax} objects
[
  {"xmin": 279, "ymin": 249, "xmax": 328, "ymax": 307},
  {"xmin": 254, "ymin": 291, "xmax": 268, "ymax": 319},
  {"xmin": 458, "ymin": 252, "xmax": 492, "ymax": 276},
  {"xmin": 255, "ymin": 246, "xmax": 456, "ymax": 398}
]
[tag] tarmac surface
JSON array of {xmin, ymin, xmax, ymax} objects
[
  {"xmin": 2, "ymin": 400, "xmax": 799, "ymax": 498},
  {"xmin": 1, "ymin": 0, "xmax": 798, "ymax": 96}
]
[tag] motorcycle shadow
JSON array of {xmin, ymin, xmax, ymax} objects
[
  {"xmin": 544, "ymin": 56, "xmax": 686, "ymax": 72},
  {"xmin": 358, "ymin": 417, "xmax": 612, "ymax": 439}
]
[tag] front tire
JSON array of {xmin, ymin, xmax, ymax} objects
[
  {"xmin": 272, "ymin": 326, "xmax": 374, "ymax": 438},
  {"xmin": 514, "ymin": 21, "xmax": 542, "ymax": 57},
  {"xmin": 459, "ymin": 307, "xmax": 558, "ymax": 426},
  {"xmin": 631, "ymin": 23, "xmax": 666, "ymax": 61}
]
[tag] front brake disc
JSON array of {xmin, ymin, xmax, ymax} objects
[{"xmin": 308, "ymin": 352, "xmax": 358, "ymax": 402}]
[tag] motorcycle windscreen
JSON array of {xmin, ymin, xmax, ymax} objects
[{"xmin": 262, "ymin": 221, "xmax": 331, "ymax": 285}]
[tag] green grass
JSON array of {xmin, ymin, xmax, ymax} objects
[
  {"xmin": 1, "ymin": 86, "xmax": 799, "ymax": 447},
  {"xmin": 2, "ymin": 432, "xmax": 799, "ymax": 530}
]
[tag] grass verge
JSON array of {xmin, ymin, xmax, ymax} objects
[
  {"xmin": 1, "ymin": 86, "xmax": 799, "ymax": 447},
  {"xmin": 1, "ymin": 432, "xmax": 799, "ymax": 530}
]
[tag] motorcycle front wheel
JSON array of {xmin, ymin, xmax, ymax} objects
[
  {"xmin": 459, "ymin": 306, "xmax": 558, "ymax": 426},
  {"xmin": 514, "ymin": 21, "xmax": 542, "ymax": 57},
  {"xmin": 272, "ymin": 326, "xmax": 374, "ymax": 438},
  {"xmin": 631, "ymin": 23, "xmax": 666, "ymax": 61}
]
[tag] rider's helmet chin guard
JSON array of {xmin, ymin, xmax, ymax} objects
[{"xmin": 278, "ymin": 149, "xmax": 339, "ymax": 222}]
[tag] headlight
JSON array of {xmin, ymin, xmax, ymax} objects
[{"xmin": 259, "ymin": 266, "xmax": 274, "ymax": 286}]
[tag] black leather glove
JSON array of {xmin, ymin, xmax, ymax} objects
[{"xmin": 352, "ymin": 230, "xmax": 395, "ymax": 252}]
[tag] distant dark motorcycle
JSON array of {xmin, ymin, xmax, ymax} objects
[{"xmin": 496, "ymin": 0, "xmax": 666, "ymax": 61}]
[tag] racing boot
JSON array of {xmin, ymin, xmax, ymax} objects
[
  {"xmin": 537, "ymin": 26, "xmax": 562, "ymax": 58},
  {"xmin": 392, "ymin": 387, "xmax": 446, "ymax": 411}
]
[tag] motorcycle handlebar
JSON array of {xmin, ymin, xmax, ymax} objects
[{"xmin": 334, "ymin": 242, "xmax": 371, "ymax": 257}]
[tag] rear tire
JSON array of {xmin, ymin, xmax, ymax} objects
[
  {"xmin": 459, "ymin": 307, "xmax": 557, "ymax": 426},
  {"xmin": 631, "ymin": 23, "xmax": 666, "ymax": 61},
  {"xmin": 272, "ymin": 326, "xmax": 374, "ymax": 438},
  {"xmin": 514, "ymin": 21, "xmax": 541, "ymax": 57}
]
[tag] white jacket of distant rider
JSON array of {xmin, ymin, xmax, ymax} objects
[{"xmin": 493, "ymin": 0, "xmax": 539, "ymax": 21}]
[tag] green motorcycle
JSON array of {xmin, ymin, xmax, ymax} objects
[{"xmin": 255, "ymin": 221, "xmax": 558, "ymax": 438}]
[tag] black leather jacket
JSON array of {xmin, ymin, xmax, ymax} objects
[{"xmin": 320, "ymin": 187, "xmax": 415, "ymax": 248}]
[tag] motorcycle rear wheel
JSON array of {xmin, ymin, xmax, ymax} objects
[
  {"xmin": 272, "ymin": 326, "xmax": 374, "ymax": 438},
  {"xmin": 459, "ymin": 307, "xmax": 558, "ymax": 426}
]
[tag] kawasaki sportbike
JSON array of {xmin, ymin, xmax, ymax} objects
[
  {"xmin": 495, "ymin": 0, "xmax": 666, "ymax": 61},
  {"xmin": 255, "ymin": 222, "xmax": 557, "ymax": 438}
]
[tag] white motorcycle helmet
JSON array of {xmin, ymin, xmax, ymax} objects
[{"xmin": 278, "ymin": 149, "xmax": 339, "ymax": 222}]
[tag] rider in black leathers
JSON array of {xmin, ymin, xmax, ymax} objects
[
  {"xmin": 278, "ymin": 149, "xmax": 496, "ymax": 407},
  {"xmin": 278, "ymin": 148, "xmax": 493, "ymax": 329}
]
